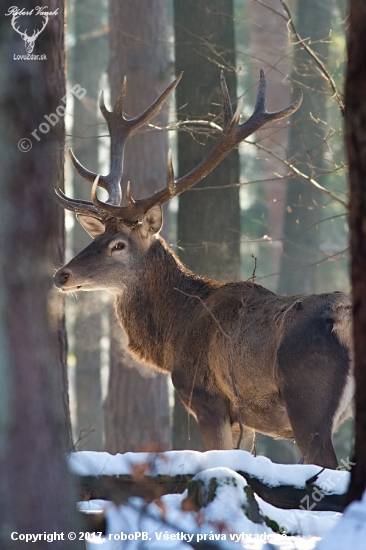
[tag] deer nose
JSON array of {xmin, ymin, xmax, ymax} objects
[{"xmin": 54, "ymin": 268, "xmax": 71, "ymax": 288}]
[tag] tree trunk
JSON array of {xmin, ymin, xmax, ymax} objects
[
  {"xmin": 173, "ymin": 0, "xmax": 240, "ymax": 450},
  {"xmin": 106, "ymin": 319, "xmax": 171, "ymax": 452},
  {"xmin": 346, "ymin": 0, "xmax": 366, "ymax": 504},
  {"xmin": 69, "ymin": 0, "xmax": 107, "ymax": 451},
  {"xmin": 247, "ymin": 0, "xmax": 292, "ymax": 292},
  {"xmin": 278, "ymin": 0, "xmax": 332, "ymax": 295},
  {"xmin": 0, "ymin": 1, "xmax": 81, "ymax": 545},
  {"xmin": 105, "ymin": 0, "xmax": 171, "ymax": 453}
]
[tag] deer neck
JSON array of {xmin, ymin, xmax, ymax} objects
[{"xmin": 115, "ymin": 238, "xmax": 214, "ymax": 372}]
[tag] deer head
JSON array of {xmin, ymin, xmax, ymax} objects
[
  {"xmin": 54, "ymin": 71, "xmax": 302, "ymax": 294},
  {"xmin": 12, "ymin": 14, "xmax": 48, "ymax": 54}
]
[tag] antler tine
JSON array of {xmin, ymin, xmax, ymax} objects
[
  {"xmin": 253, "ymin": 67, "xmax": 267, "ymax": 112},
  {"xmin": 126, "ymin": 181, "xmax": 134, "ymax": 205},
  {"xmin": 68, "ymin": 84, "xmax": 127, "ymax": 205},
  {"xmin": 128, "ymin": 72, "xmax": 183, "ymax": 132},
  {"xmin": 99, "ymin": 77, "xmax": 127, "ymax": 124},
  {"xmin": 105, "ymin": 72, "xmax": 183, "ymax": 206},
  {"xmin": 166, "ymin": 150, "xmax": 176, "ymax": 196},
  {"xmin": 67, "ymin": 73, "xmax": 183, "ymax": 214},
  {"xmin": 59, "ymin": 71, "xmax": 301, "ymax": 225},
  {"xmin": 165, "ymin": 69, "xmax": 302, "ymax": 199},
  {"xmin": 68, "ymin": 83, "xmax": 126, "ymax": 207},
  {"xmin": 90, "ymin": 150, "xmax": 176, "ymax": 223},
  {"xmin": 54, "ymin": 188, "xmax": 104, "ymax": 219},
  {"xmin": 234, "ymin": 69, "xmax": 303, "ymax": 140},
  {"xmin": 80, "ymin": 70, "xmax": 302, "ymax": 225},
  {"xmin": 68, "ymin": 149, "xmax": 108, "ymax": 190},
  {"xmin": 91, "ymin": 174, "xmax": 109, "ymax": 212}
]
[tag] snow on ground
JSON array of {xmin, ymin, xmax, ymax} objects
[
  {"xmin": 69, "ymin": 450, "xmax": 354, "ymax": 550},
  {"xmin": 316, "ymin": 489, "xmax": 366, "ymax": 550},
  {"xmin": 81, "ymin": 469, "xmax": 331, "ymax": 549},
  {"xmin": 69, "ymin": 449, "xmax": 349, "ymax": 494}
]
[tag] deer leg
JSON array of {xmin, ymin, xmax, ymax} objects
[
  {"xmin": 280, "ymin": 386, "xmax": 339, "ymax": 468},
  {"xmin": 194, "ymin": 395, "xmax": 233, "ymax": 450},
  {"xmin": 277, "ymin": 315, "xmax": 350, "ymax": 469},
  {"xmin": 285, "ymin": 408, "xmax": 338, "ymax": 468},
  {"xmin": 172, "ymin": 371, "xmax": 232, "ymax": 450},
  {"xmin": 231, "ymin": 424, "xmax": 255, "ymax": 452},
  {"xmin": 295, "ymin": 429, "xmax": 338, "ymax": 469}
]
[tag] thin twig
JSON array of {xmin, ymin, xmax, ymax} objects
[
  {"xmin": 252, "ymin": 0, "xmax": 344, "ymax": 115},
  {"xmin": 246, "ymin": 140, "xmax": 349, "ymax": 209},
  {"xmin": 249, "ymin": 254, "xmax": 258, "ymax": 284},
  {"xmin": 174, "ymin": 288, "xmax": 230, "ymax": 340},
  {"xmin": 277, "ymin": 0, "xmax": 345, "ymax": 116},
  {"xmin": 256, "ymin": 246, "xmax": 350, "ymax": 282}
]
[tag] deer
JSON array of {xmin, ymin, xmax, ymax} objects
[{"xmin": 54, "ymin": 71, "xmax": 353, "ymax": 469}]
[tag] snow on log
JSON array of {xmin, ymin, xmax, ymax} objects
[
  {"xmin": 70, "ymin": 450, "xmax": 349, "ymax": 512},
  {"xmin": 77, "ymin": 468, "xmax": 343, "ymax": 539}
]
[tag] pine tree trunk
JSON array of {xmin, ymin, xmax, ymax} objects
[
  {"xmin": 278, "ymin": 0, "xmax": 332, "ymax": 295},
  {"xmin": 346, "ymin": 0, "xmax": 366, "ymax": 504},
  {"xmin": 247, "ymin": 0, "xmax": 292, "ymax": 292},
  {"xmin": 105, "ymin": 0, "xmax": 171, "ymax": 453},
  {"xmin": 173, "ymin": 0, "xmax": 240, "ymax": 450},
  {"xmin": 106, "ymin": 319, "xmax": 171, "ymax": 452},
  {"xmin": 70, "ymin": 0, "xmax": 107, "ymax": 451},
  {"xmin": 0, "ymin": 1, "xmax": 82, "ymax": 545}
]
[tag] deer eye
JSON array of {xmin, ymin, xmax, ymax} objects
[{"xmin": 111, "ymin": 242, "xmax": 126, "ymax": 252}]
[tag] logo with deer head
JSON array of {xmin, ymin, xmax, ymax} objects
[{"xmin": 6, "ymin": 7, "xmax": 58, "ymax": 54}]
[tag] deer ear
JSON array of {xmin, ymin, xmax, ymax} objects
[
  {"xmin": 76, "ymin": 214, "xmax": 105, "ymax": 238},
  {"xmin": 140, "ymin": 204, "xmax": 163, "ymax": 237}
]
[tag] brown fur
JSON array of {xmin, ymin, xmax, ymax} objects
[{"xmin": 54, "ymin": 215, "xmax": 353, "ymax": 468}]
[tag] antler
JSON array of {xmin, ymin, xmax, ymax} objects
[
  {"xmin": 56, "ymin": 73, "xmax": 183, "ymax": 219},
  {"xmin": 57, "ymin": 70, "xmax": 302, "ymax": 224}
]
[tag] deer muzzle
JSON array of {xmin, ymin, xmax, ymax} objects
[{"xmin": 53, "ymin": 267, "xmax": 83, "ymax": 292}]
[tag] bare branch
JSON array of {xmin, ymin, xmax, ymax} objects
[
  {"xmin": 247, "ymin": 140, "xmax": 349, "ymax": 209},
  {"xmin": 277, "ymin": 0, "xmax": 345, "ymax": 116},
  {"xmin": 257, "ymin": 247, "xmax": 350, "ymax": 282}
]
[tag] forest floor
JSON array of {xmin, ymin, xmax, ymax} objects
[{"xmin": 70, "ymin": 450, "xmax": 365, "ymax": 549}]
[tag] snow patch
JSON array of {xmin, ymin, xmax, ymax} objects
[
  {"xmin": 315, "ymin": 489, "xmax": 366, "ymax": 550},
  {"xmin": 69, "ymin": 449, "xmax": 349, "ymax": 495}
]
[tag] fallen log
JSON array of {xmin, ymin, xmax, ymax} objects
[
  {"xmin": 239, "ymin": 470, "xmax": 347, "ymax": 512},
  {"xmin": 76, "ymin": 470, "xmax": 347, "ymax": 512}
]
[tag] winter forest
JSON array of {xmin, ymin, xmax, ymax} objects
[{"xmin": 1, "ymin": 0, "xmax": 366, "ymax": 548}]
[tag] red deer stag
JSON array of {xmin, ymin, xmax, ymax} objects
[{"xmin": 54, "ymin": 71, "xmax": 353, "ymax": 469}]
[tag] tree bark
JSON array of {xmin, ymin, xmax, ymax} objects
[
  {"xmin": 346, "ymin": 0, "xmax": 366, "ymax": 504},
  {"xmin": 0, "ymin": 1, "xmax": 81, "ymax": 546},
  {"xmin": 106, "ymin": 319, "xmax": 171, "ymax": 452},
  {"xmin": 247, "ymin": 0, "xmax": 292, "ymax": 292},
  {"xmin": 173, "ymin": 0, "xmax": 240, "ymax": 450},
  {"xmin": 174, "ymin": 0, "xmax": 240, "ymax": 282},
  {"xmin": 69, "ymin": 0, "xmax": 107, "ymax": 451},
  {"xmin": 278, "ymin": 0, "xmax": 332, "ymax": 295},
  {"xmin": 105, "ymin": 0, "xmax": 171, "ymax": 453}
]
